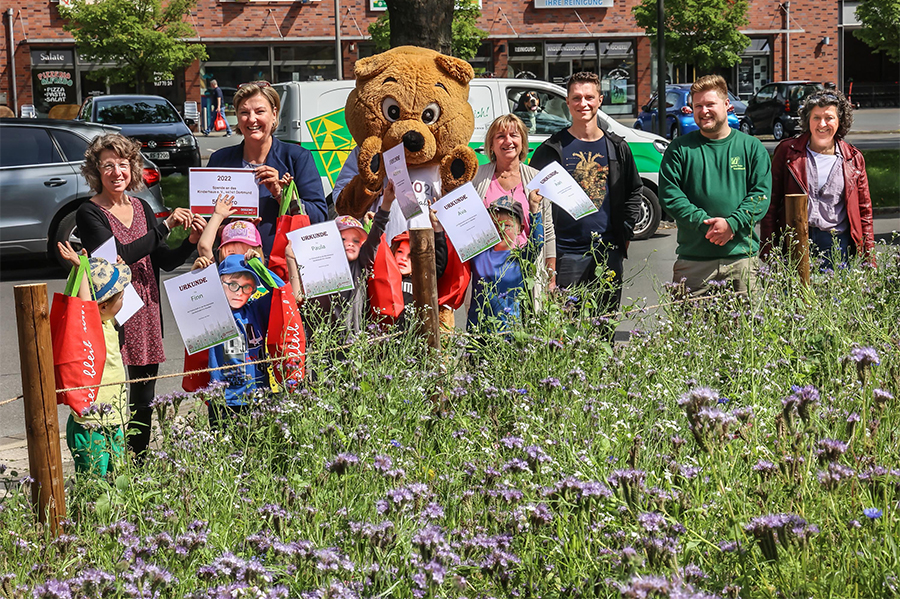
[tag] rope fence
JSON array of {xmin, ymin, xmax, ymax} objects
[{"xmin": 0, "ymin": 288, "xmax": 746, "ymax": 408}]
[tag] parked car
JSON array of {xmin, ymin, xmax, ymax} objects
[
  {"xmin": 739, "ymin": 81, "xmax": 824, "ymax": 140},
  {"xmin": 727, "ymin": 91, "xmax": 747, "ymax": 118},
  {"xmin": 633, "ymin": 84, "xmax": 740, "ymax": 140},
  {"xmin": 273, "ymin": 78, "xmax": 670, "ymax": 240},
  {"xmin": 0, "ymin": 118, "xmax": 169, "ymax": 266},
  {"xmin": 76, "ymin": 94, "xmax": 201, "ymax": 175}
]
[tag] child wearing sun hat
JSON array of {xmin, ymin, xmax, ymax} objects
[{"xmin": 57, "ymin": 243, "xmax": 133, "ymax": 477}]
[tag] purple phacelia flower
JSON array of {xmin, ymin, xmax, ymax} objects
[{"xmin": 326, "ymin": 453, "xmax": 359, "ymax": 475}]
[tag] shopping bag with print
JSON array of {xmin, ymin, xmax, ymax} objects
[
  {"xmin": 213, "ymin": 112, "xmax": 228, "ymax": 132},
  {"xmin": 268, "ymin": 180, "xmax": 311, "ymax": 282},
  {"xmin": 368, "ymin": 234, "xmax": 404, "ymax": 321},
  {"xmin": 248, "ymin": 257, "xmax": 306, "ymax": 388},
  {"xmin": 49, "ymin": 255, "xmax": 107, "ymax": 415},
  {"xmin": 437, "ymin": 236, "xmax": 471, "ymax": 310},
  {"xmin": 182, "ymin": 348, "xmax": 211, "ymax": 392}
]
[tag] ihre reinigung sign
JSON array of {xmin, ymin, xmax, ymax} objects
[{"xmin": 534, "ymin": 0, "xmax": 612, "ymax": 7}]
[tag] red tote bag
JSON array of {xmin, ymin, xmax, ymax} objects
[
  {"xmin": 213, "ymin": 112, "xmax": 228, "ymax": 132},
  {"xmin": 269, "ymin": 180, "xmax": 311, "ymax": 282},
  {"xmin": 437, "ymin": 237, "xmax": 471, "ymax": 311},
  {"xmin": 368, "ymin": 234, "xmax": 404, "ymax": 321},
  {"xmin": 50, "ymin": 255, "xmax": 107, "ymax": 416},
  {"xmin": 182, "ymin": 349, "xmax": 210, "ymax": 393},
  {"xmin": 248, "ymin": 258, "xmax": 306, "ymax": 387}
]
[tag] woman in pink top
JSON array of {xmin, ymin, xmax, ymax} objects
[{"xmin": 472, "ymin": 114, "xmax": 555, "ymax": 303}]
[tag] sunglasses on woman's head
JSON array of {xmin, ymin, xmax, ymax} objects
[{"xmin": 238, "ymin": 81, "xmax": 271, "ymax": 89}]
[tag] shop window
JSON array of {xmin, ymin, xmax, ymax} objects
[
  {"xmin": 32, "ymin": 69, "xmax": 77, "ymax": 118},
  {"xmin": 275, "ymin": 45, "xmax": 334, "ymax": 62},
  {"xmin": 506, "ymin": 87, "xmax": 571, "ymax": 135},
  {"xmin": 0, "ymin": 128, "xmax": 60, "ymax": 167},
  {"xmin": 275, "ymin": 64, "xmax": 337, "ymax": 83},
  {"xmin": 207, "ymin": 46, "xmax": 269, "ymax": 63}
]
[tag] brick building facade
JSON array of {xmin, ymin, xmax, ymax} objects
[{"xmin": 1, "ymin": 0, "xmax": 855, "ymax": 118}]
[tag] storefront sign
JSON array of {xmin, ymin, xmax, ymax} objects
[
  {"xmin": 546, "ymin": 42, "xmax": 598, "ymax": 58},
  {"xmin": 31, "ymin": 49, "xmax": 74, "ymax": 67},
  {"xmin": 598, "ymin": 41, "xmax": 633, "ymax": 55},
  {"xmin": 370, "ymin": 0, "xmax": 481, "ymax": 9},
  {"xmin": 509, "ymin": 42, "xmax": 543, "ymax": 57},
  {"xmin": 535, "ymin": 0, "xmax": 612, "ymax": 8}
]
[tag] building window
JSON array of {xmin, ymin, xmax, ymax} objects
[{"xmin": 597, "ymin": 41, "xmax": 635, "ymax": 116}]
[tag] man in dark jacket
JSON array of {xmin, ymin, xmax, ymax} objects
[{"xmin": 529, "ymin": 71, "xmax": 642, "ymax": 317}]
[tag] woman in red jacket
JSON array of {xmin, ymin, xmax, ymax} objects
[{"xmin": 761, "ymin": 89, "xmax": 874, "ymax": 269}]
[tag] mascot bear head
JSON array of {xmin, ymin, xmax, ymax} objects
[{"xmin": 336, "ymin": 46, "xmax": 480, "ymax": 220}]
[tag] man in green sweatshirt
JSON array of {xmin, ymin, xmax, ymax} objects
[{"xmin": 659, "ymin": 74, "xmax": 771, "ymax": 296}]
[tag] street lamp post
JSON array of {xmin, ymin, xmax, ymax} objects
[
  {"xmin": 657, "ymin": 0, "xmax": 666, "ymax": 138},
  {"xmin": 335, "ymin": 0, "xmax": 343, "ymax": 79}
]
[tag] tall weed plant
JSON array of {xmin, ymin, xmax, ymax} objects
[{"xmin": 1, "ymin": 240, "xmax": 898, "ymax": 598}]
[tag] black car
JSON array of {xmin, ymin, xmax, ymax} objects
[
  {"xmin": 0, "ymin": 118, "xmax": 169, "ymax": 266},
  {"xmin": 739, "ymin": 81, "xmax": 823, "ymax": 140},
  {"xmin": 77, "ymin": 94, "xmax": 201, "ymax": 175}
]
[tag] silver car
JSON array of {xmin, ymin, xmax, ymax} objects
[{"xmin": 0, "ymin": 118, "xmax": 169, "ymax": 266}]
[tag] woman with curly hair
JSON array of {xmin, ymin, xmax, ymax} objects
[
  {"xmin": 76, "ymin": 133, "xmax": 206, "ymax": 459},
  {"xmin": 761, "ymin": 89, "xmax": 874, "ymax": 268}
]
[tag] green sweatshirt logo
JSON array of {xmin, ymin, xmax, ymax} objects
[{"xmin": 730, "ymin": 157, "xmax": 745, "ymax": 171}]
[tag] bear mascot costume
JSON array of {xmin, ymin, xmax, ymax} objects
[{"xmin": 335, "ymin": 46, "xmax": 480, "ymax": 220}]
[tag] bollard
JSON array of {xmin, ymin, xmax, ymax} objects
[
  {"xmin": 784, "ymin": 193, "xmax": 811, "ymax": 286},
  {"xmin": 409, "ymin": 227, "xmax": 441, "ymax": 352},
  {"xmin": 14, "ymin": 284, "xmax": 66, "ymax": 534}
]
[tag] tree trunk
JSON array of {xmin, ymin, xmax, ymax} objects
[{"xmin": 386, "ymin": 0, "xmax": 454, "ymax": 53}]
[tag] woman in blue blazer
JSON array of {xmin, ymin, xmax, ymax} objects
[{"xmin": 207, "ymin": 82, "xmax": 327, "ymax": 257}]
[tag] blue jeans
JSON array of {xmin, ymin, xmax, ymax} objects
[{"xmin": 809, "ymin": 227, "xmax": 852, "ymax": 271}]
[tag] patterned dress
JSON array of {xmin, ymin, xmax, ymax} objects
[{"xmin": 99, "ymin": 199, "xmax": 165, "ymax": 366}]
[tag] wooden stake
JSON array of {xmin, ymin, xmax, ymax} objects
[
  {"xmin": 785, "ymin": 193, "xmax": 811, "ymax": 286},
  {"xmin": 409, "ymin": 227, "xmax": 441, "ymax": 352},
  {"xmin": 14, "ymin": 284, "xmax": 65, "ymax": 534}
]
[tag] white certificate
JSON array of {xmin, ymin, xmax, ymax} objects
[
  {"xmin": 163, "ymin": 264, "xmax": 241, "ymax": 355},
  {"xmin": 286, "ymin": 221, "xmax": 354, "ymax": 298},
  {"xmin": 433, "ymin": 182, "xmax": 500, "ymax": 262},
  {"xmin": 529, "ymin": 161, "xmax": 598, "ymax": 220},
  {"xmin": 382, "ymin": 143, "xmax": 422, "ymax": 220},
  {"xmin": 90, "ymin": 236, "xmax": 144, "ymax": 326},
  {"xmin": 384, "ymin": 164, "xmax": 439, "ymax": 245},
  {"xmin": 189, "ymin": 168, "xmax": 260, "ymax": 218}
]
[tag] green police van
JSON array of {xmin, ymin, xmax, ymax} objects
[{"xmin": 273, "ymin": 78, "xmax": 669, "ymax": 239}]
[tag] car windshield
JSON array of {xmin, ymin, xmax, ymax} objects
[
  {"xmin": 95, "ymin": 99, "xmax": 181, "ymax": 124},
  {"xmin": 791, "ymin": 84, "xmax": 823, "ymax": 104}
]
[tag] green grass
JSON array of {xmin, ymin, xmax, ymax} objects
[
  {"xmin": 862, "ymin": 149, "xmax": 900, "ymax": 208},
  {"xmin": 160, "ymin": 174, "xmax": 192, "ymax": 248}
]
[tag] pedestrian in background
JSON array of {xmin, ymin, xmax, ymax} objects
[
  {"xmin": 659, "ymin": 74, "xmax": 771, "ymax": 296},
  {"xmin": 761, "ymin": 89, "xmax": 874, "ymax": 269},
  {"xmin": 203, "ymin": 79, "xmax": 232, "ymax": 137}
]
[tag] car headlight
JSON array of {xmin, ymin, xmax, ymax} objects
[
  {"xmin": 653, "ymin": 139, "xmax": 669, "ymax": 154},
  {"xmin": 176, "ymin": 134, "xmax": 197, "ymax": 148}
]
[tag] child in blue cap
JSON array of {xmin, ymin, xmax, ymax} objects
[{"xmin": 204, "ymin": 254, "xmax": 273, "ymax": 428}]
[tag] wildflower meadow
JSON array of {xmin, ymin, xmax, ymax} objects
[{"xmin": 1, "ymin": 242, "xmax": 898, "ymax": 599}]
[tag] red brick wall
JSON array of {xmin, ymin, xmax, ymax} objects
[{"xmin": 0, "ymin": 0, "xmax": 840, "ymax": 114}]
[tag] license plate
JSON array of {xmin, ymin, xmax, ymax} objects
[{"xmin": 145, "ymin": 151, "xmax": 170, "ymax": 160}]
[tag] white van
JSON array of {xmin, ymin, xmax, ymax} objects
[{"xmin": 274, "ymin": 78, "xmax": 669, "ymax": 239}]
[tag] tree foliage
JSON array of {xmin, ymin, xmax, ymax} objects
[
  {"xmin": 60, "ymin": 0, "xmax": 206, "ymax": 93},
  {"xmin": 368, "ymin": 0, "xmax": 488, "ymax": 59},
  {"xmin": 854, "ymin": 0, "xmax": 900, "ymax": 63},
  {"xmin": 632, "ymin": 0, "xmax": 750, "ymax": 72}
]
